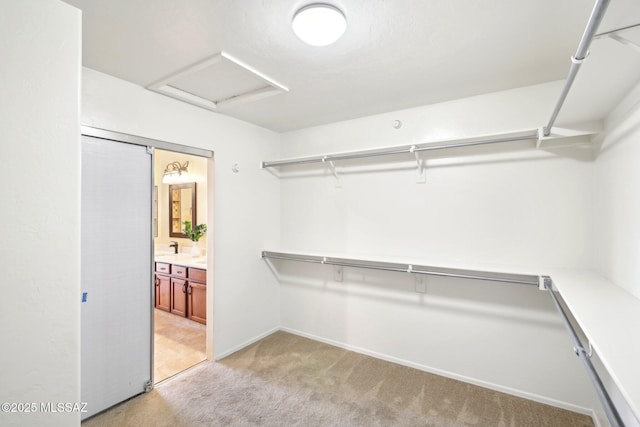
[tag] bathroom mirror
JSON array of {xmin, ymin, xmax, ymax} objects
[{"xmin": 169, "ymin": 182, "xmax": 197, "ymax": 238}]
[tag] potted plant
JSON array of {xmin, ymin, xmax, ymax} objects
[{"xmin": 183, "ymin": 220, "xmax": 207, "ymax": 257}]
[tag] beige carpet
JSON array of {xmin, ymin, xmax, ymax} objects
[
  {"xmin": 84, "ymin": 331, "xmax": 593, "ymax": 426},
  {"xmin": 154, "ymin": 308, "xmax": 206, "ymax": 383}
]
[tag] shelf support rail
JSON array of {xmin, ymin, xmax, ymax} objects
[
  {"xmin": 543, "ymin": 278, "xmax": 623, "ymax": 427},
  {"xmin": 544, "ymin": 0, "xmax": 611, "ymax": 136},
  {"xmin": 262, "ymin": 131, "xmax": 540, "ymax": 169},
  {"xmin": 261, "ymin": 251, "xmax": 540, "ymax": 286}
]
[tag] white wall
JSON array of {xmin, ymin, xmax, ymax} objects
[
  {"xmin": 591, "ymin": 79, "xmax": 640, "ymax": 427},
  {"xmin": 0, "ymin": 1, "xmax": 81, "ymax": 426},
  {"xmin": 277, "ymin": 81, "xmax": 598, "ymax": 412},
  {"xmin": 82, "ymin": 68, "xmax": 281, "ymax": 358},
  {"xmin": 594, "ymin": 80, "xmax": 640, "ymax": 300}
]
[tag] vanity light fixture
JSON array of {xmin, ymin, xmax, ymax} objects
[
  {"xmin": 162, "ymin": 161, "xmax": 190, "ymax": 184},
  {"xmin": 292, "ymin": 3, "xmax": 346, "ymax": 46}
]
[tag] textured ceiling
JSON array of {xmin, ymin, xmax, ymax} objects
[{"xmin": 63, "ymin": 0, "xmax": 640, "ymax": 132}]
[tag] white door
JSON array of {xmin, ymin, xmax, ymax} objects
[{"xmin": 81, "ymin": 136, "xmax": 153, "ymax": 419}]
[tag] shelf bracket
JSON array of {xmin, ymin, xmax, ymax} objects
[
  {"xmin": 540, "ymin": 276, "xmax": 552, "ymax": 291},
  {"xmin": 410, "ymin": 145, "xmax": 426, "ymax": 184},
  {"xmin": 607, "ymin": 33, "xmax": 640, "ymax": 54},
  {"xmin": 334, "ymin": 266, "xmax": 343, "ymax": 282},
  {"xmin": 407, "ymin": 265, "xmax": 427, "ymax": 292},
  {"xmin": 414, "ymin": 273, "xmax": 426, "ymax": 293},
  {"xmin": 536, "ymin": 127, "xmax": 545, "ymax": 149},
  {"xmin": 323, "ymin": 156, "xmax": 341, "ymax": 188}
]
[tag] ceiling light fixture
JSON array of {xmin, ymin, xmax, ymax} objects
[{"xmin": 292, "ymin": 3, "xmax": 346, "ymax": 47}]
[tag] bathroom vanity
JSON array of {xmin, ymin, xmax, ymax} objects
[{"xmin": 154, "ymin": 255, "xmax": 206, "ymax": 324}]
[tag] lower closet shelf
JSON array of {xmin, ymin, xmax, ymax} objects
[
  {"xmin": 262, "ymin": 250, "xmax": 640, "ymax": 425},
  {"xmin": 547, "ymin": 269, "xmax": 640, "ymax": 424}
]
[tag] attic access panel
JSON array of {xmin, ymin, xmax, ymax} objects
[{"xmin": 148, "ymin": 51, "xmax": 288, "ymax": 111}]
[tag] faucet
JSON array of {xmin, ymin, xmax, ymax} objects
[{"xmin": 169, "ymin": 241, "xmax": 178, "ymax": 254}]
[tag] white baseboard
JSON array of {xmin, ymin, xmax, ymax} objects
[
  {"xmin": 280, "ymin": 326, "xmax": 595, "ymax": 418},
  {"xmin": 213, "ymin": 326, "xmax": 280, "ymax": 361},
  {"xmin": 590, "ymin": 409, "xmax": 606, "ymax": 427}
]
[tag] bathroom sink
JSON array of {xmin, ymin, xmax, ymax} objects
[
  {"xmin": 154, "ymin": 253, "xmax": 207, "ymax": 268},
  {"xmin": 154, "ymin": 251, "xmax": 174, "ymax": 257}
]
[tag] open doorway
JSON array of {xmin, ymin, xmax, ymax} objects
[
  {"xmin": 81, "ymin": 126, "xmax": 214, "ymax": 417},
  {"xmin": 153, "ymin": 149, "xmax": 209, "ymax": 383}
]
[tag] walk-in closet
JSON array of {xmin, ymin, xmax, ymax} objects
[{"xmin": 4, "ymin": 0, "xmax": 640, "ymax": 426}]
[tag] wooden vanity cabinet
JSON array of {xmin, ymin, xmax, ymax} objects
[
  {"xmin": 170, "ymin": 278, "xmax": 187, "ymax": 317},
  {"xmin": 156, "ymin": 262, "xmax": 170, "ymax": 275},
  {"xmin": 154, "ymin": 262, "xmax": 206, "ymax": 324},
  {"xmin": 155, "ymin": 271, "xmax": 171, "ymax": 312},
  {"xmin": 187, "ymin": 267, "xmax": 206, "ymax": 324}
]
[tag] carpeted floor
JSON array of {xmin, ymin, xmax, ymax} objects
[
  {"xmin": 154, "ymin": 308, "xmax": 206, "ymax": 382},
  {"xmin": 84, "ymin": 331, "xmax": 593, "ymax": 426}
]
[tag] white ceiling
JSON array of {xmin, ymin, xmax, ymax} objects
[{"xmin": 63, "ymin": 0, "xmax": 640, "ymax": 132}]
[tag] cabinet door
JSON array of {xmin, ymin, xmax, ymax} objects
[
  {"xmin": 170, "ymin": 278, "xmax": 187, "ymax": 317},
  {"xmin": 188, "ymin": 282, "xmax": 206, "ymax": 324},
  {"xmin": 155, "ymin": 274, "xmax": 171, "ymax": 312}
]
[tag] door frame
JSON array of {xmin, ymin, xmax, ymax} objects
[{"xmin": 81, "ymin": 125, "xmax": 214, "ymax": 385}]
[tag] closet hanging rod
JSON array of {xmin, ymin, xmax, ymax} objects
[
  {"xmin": 544, "ymin": 0, "xmax": 610, "ymax": 136},
  {"xmin": 261, "ymin": 131, "xmax": 539, "ymax": 168},
  {"xmin": 262, "ymin": 251, "xmax": 540, "ymax": 286},
  {"xmin": 545, "ymin": 282, "xmax": 624, "ymax": 427}
]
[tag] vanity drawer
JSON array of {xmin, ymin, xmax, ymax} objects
[
  {"xmin": 189, "ymin": 268, "xmax": 206, "ymax": 283},
  {"xmin": 155, "ymin": 262, "xmax": 170, "ymax": 274},
  {"xmin": 172, "ymin": 265, "xmax": 188, "ymax": 278}
]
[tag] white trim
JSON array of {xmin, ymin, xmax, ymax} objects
[
  {"xmin": 154, "ymin": 85, "xmax": 218, "ymax": 111},
  {"xmin": 213, "ymin": 326, "xmax": 280, "ymax": 361},
  {"xmin": 147, "ymin": 51, "xmax": 288, "ymax": 112},
  {"xmin": 221, "ymin": 51, "xmax": 288, "ymax": 93}
]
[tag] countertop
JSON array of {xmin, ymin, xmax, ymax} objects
[{"xmin": 155, "ymin": 253, "xmax": 207, "ymax": 269}]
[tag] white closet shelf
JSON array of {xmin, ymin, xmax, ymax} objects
[
  {"xmin": 547, "ymin": 268, "xmax": 640, "ymax": 423},
  {"xmin": 263, "ymin": 249, "xmax": 640, "ymax": 423},
  {"xmin": 262, "ymin": 127, "xmax": 599, "ymax": 169}
]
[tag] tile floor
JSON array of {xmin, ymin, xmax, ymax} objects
[{"xmin": 153, "ymin": 308, "xmax": 206, "ymax": 382}]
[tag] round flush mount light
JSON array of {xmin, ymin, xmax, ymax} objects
[{"xmin": 292, "ymin": 3, "xmax": 346, "ymax": 46}]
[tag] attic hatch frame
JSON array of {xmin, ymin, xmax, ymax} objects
[{"xmin": 147, "ymin": 51, "xmax": 289, "ymax": 111}]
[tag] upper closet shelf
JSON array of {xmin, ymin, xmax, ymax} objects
[
  {"xmin": 261, "ymin": 126, "xmax": 599, "ymax": 170},
  {"xmin": 263, "ymin": 0, "xmax": 610, "ymax": 173}
]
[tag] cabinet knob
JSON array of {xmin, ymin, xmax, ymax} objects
[
  {"xmin": 187, "ymin": 285, "xmax": 192, "ymax": 295},
  {"xmin": 182, "ymin": 283, "xmax": 187, "ymax": 293}
]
